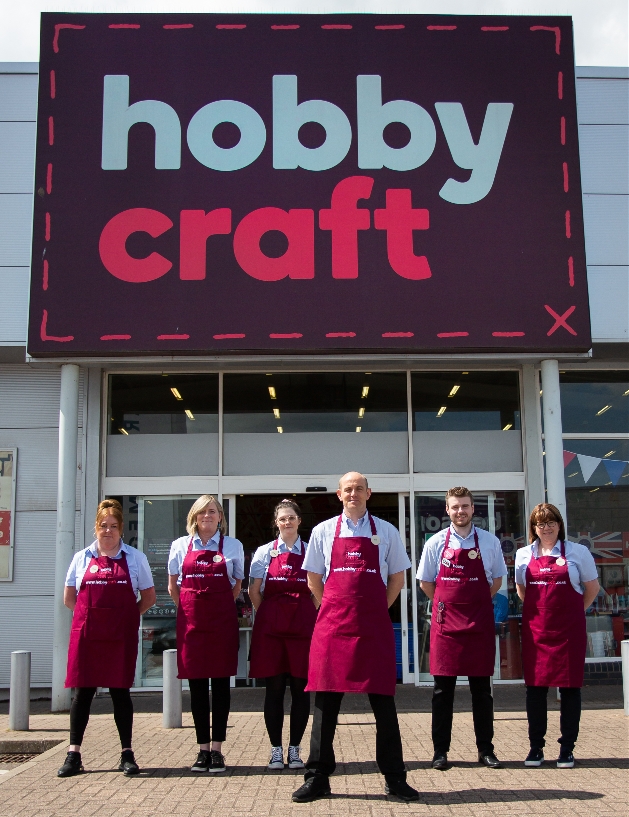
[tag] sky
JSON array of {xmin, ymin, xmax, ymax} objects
[{"xmin": 0, "ymin": 0, "xmax": 627, "ymax": 66}]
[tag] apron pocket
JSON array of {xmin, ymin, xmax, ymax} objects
[
  {"xmin": 86, "ymin": 607, "xmax": 124, "ymax": 642},
  {"xmin": 180, "ymin": 590, "xmax": 216, "ymax": 633},
  {"xmin": 437, "ymin": 602, "xmax": 492, "ymax": 635}
]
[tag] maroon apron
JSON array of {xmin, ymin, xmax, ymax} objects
[
  {"xmin": 521, "ymin": 540, "xmax": 586, "ymax": 687},
  {"xmin": 249, "ymin": 538, "xmax": 317, "ymax": 679},
  {"xmin": 430, "ymin": 528, "xmax": 496, "ymax": 677},
  {"xmin": 176, "ymin": 535, "xmax": 239, "ymax": 679},
  {"xmin": 65, "ymin": 551, "xmax": 140, "ymax": 688},
  {"xmin": 306, "ymin": 514, "xmax": 396, "ymax": 696}
]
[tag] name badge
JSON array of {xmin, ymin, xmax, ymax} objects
[
  {"xmin": 89, "ymin": 564, "xmax": 99, "ymax": 573},
  {"xmin": 270, "ymin": 549, "xmax": 279, "ymax": 557},
  {"xmin": 371, "ymin": 535, "xmax": 380, "ymax": 545},
  {"xmin": 213, "ymin": 554, "xmax": 223, "ymax": 563},
  {"xmin": 441, "ymin": 558, "xmax": 451, "ymax": 568},
  {"xmin": 468, "ymin": 549, "xmax": 478, "ymax": 560},
  {"xmin": 556, "ymin": 557, "xmax": 566, "ymax": 566}
]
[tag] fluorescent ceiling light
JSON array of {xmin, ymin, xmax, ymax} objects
[
  {"xmin": 596, "ymin": 405, "xmax": 611, "ymax": 415},
  {"xmin": 277, "ymin": 426, "xmax": 283, "ymax": 433},
  {"xmin": 567, "ymin": 472, "xmax": 578, "ymax": 478},
  {"xmin": 502, "ymin": 423, "xmax": 512, "ymax": 431},
  {"xmin": 356, "ymin": 426, "xmax": 361, "ymax": 432},
  {"xmin": 437, "ymin": 406, "xmax": 447, "ymax": 417},
  {"xmin": 604, "ymin": 450, "xmax": 615, "ymax": 458},
  {"xmin": 170, "ymin": 387, "xmax": 183, "ymax": 400},
  {"xmin": 623, "ymin": 389, "xmax": 629, "ymax": 396},
  {"xmin": 448, "ymin": 385, "xmax": 460, "ymax": 397},
  {"xmin": 361, "ymin": 386, "xmax": 369, "ymax": 398},
  {"xmin": 185, "ymin": 409, "xmax": 194, "ymax": 420},
  {"xmin": 273, "ymin": 408, "xmax": 280, "ymax": 419},
  {"xmin": 118, "ymin": 428, "xmax": 129, "ymax": 435},
  {"xmin": 268, "ymin": 386, "xmax": 277, "ymax": 399},
  {"xmin": 539, "ymin": 389, "xmax": 543, "ymax": 395},
  {"xmin": 358, "ymin": 407, "xmax": 365, "ymax": 418},
  {"xmin": 589, "ymin": 487, "xmax": 599, "ymax": 492},
  {"xmin": 461, "ymin": 372, "xmax": 468, "ymax": 375}
]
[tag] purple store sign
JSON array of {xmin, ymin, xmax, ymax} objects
[{"xmin": 28, "ymin": 13, "xmax": 591, "ymax": 357}]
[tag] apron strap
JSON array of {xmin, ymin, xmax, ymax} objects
[
  {"xmin": 560, "ymin": 540, "xmax": 565, "ymax": 559},
  {"xmin": 334, "ymin": 515, "xmax": 343, "ymax": 537},
  {"xmin": 368, "ymin": 513, "xmax": 377, "ymax": 536},
  {"xmin": 186, "ymin": 537, "xmax": 194, "ymax": 554},
  {"xmin": 218, "ymin": 533, "xmax": 224, "ymax": 555}
]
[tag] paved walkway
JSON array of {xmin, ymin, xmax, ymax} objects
[{"xmin": 0, "ymin": 686, "xmax": 627, "ymax": 817}]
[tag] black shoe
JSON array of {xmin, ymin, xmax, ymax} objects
[
  {"xmin": 57, "ymin": 751, "xmax": 84, "ymax": 778},
  {"xmin": 118, "ymin": 750, "xmax": 140, "ymax": 776},
  {"xmin": 385, "ymin": 779, "xmax": 420, "ymax": 802},
  {"xmin": 292, "ymin": 775, "xmax": 332, "ymax": 803},
  {"xmin": 557, "ymin": 750, "xmax": 575, "ymax": 768},
  {"xmin": 524, "ymin": 748, "xmax": 544, "ymax": 767},
  {"xmin": 208, "ymin": 750, "xmax": 226, "ymax": 773},
  {"xmin": 432, "ymin": 752, "xmax": 450, "ymax": 771},
  {"xmin": 478, "ymin": 751, "xmax": 502, "ymax": 769},
  {"xmin": 191, "ymin": 750, "xmax": 211, "ymax": 772}
]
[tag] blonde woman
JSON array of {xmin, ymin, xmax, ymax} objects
[
  {"xmin": 58, "ymin": 499, "xmax": 155, "ymax": 778},
  {"xmin": 168, "ymin": 495, "xmax": 245, "ymax": 773}
]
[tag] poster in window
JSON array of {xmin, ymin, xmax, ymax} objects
[{"xmin": 0, "ymin": 450, "xmax": 17, "ymax": 581}]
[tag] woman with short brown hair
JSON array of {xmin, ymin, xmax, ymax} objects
[
  {"xmin": 516, "ymin": 503, "xmax": 599, "ymax": 768},
  {"xmin": 58, "ymin": 499, "xmax": 156, "ymax": 778}
]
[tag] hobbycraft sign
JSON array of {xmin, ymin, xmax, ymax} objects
[{"xmin": 28, "ymin": 13, "xmax": 591, "ymax": 356}]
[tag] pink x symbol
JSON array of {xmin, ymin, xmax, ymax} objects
[{"xmin": 545, "ymin": 304, "xmax": 577, "ymax": 336}]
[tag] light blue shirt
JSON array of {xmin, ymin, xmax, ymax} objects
[
  {"xmin": 302, "ymin": 512, "xmax": 411, "ymax": 585},
  {"xmin": 249, "ymin": 537, "xmax": 306, "ymax": 592},
  {"xmin": 168, "ymin": 531, "xmax": 245, "ymax": 587},
  {"xmin": 515, "ymin": 540, "xmax": 598, "ymax": 595},
  {"xmin": 416, "ymin": 525, "xmax": 507, "ymax": 586},
  {"xmin": 65, "ymin": 542, "xmax": 154, "ymax": 595}
]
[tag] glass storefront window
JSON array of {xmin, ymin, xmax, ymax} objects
[
  {"xmin": 223, "ymin": 372, "xmax": 407, "ymax": 432},
  {"xmin": 564, "ymin": 440, "xmax": 629, "ymax": 657},
  {"xmin": 411, "ymin": 372, "xmax": 521, "ymax": 431},
  {"xmin": 109, "ymin": 374, "xmax": 219, "ymax": 435},
  {"xmin": 560, "ymin": 371, "xmax": 629, "ymax": 434},
  {"xmin": 414, "ymin": 491, "xmax": 526, "ymax": 681}
]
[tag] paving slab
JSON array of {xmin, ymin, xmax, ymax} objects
[{"xmin": 0, "ymin": 687, "xmax": 626, "ymax": 817}]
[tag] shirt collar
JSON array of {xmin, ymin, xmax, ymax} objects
[
  {"xmin": 88, "ymin": 541, "xmax": 128, "ymax": 558},
  {"xmin": 343, "ymin": 511, "xmax": 368, "ymax": 530},
  {"xmin": 278, "ymin": 536, "xmax": 301, "ymax": 553},
  {"xmin": 533, "ymin": 539, "xmax": 561, "ymax": 556},
  {"xmin": 193, "ymin": 530, "xmax": 221, "ymax": 548},
  {"xmin": 449, "ymin": 524, "xmax": 476, "ymax": 543}
]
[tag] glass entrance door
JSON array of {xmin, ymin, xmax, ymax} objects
[{"xmin": 413, "ymin": 491, "xmax": 526, "ymax": 683}]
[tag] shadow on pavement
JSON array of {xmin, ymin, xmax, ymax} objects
[{"xmin": 328, "ymin": 788, "xmax": 604, "ymax": 803}]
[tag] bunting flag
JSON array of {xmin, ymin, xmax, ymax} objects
[{"xmin": 565, "ymin": 449, "xmax": 629, "ymax": 485}]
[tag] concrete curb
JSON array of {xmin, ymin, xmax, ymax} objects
[
  {"xmin": 0, "ymin": 739, "xmax": 69, "ymax": 786},
  {"xmin": 0, "ymin": 738, "xmax": 65, "ymax": 753}
]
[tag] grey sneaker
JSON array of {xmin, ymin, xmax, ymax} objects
[
  {"xmin": 287, "ymin": 745, "xmax": 304, "ymax": 769},
  {"xmin": 268, "ymin": 746, "xmax": 284, "ymax": 770}
]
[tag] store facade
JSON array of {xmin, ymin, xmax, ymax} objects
[{"xmin": 0, "ymin": 14, "xmax": 627, "ymax": 698}]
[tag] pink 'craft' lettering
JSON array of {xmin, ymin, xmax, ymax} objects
[
  {"xmin": 233, "ymin": 207, "xmax": 314, "ymax": 281},
  {"xmin": 99, "ymin": 208, "xmax": 173, "ymax": 283},
  {"xmin": 179, "ymin": 209, "xmax": 232, "ymax": 280},
  {"xmin": 374, "ymin": 189, "xmax": 431, "ymax": 280},
  {"xmin": 319, "ymin": 176, "xmax": 374, "ymax": 279}
]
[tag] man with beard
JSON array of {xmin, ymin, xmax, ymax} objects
[{"xmin": 417, "ymin": 487, "xmax": 507, "ymax": 771}]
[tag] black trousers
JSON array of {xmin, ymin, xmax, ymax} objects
[
  {"xmin": 69, "ymin": 687, "xmax": 133, "ymax": 749},
  {"xmin": 264, "ymin": 674, "xmax": 310, "ymax": 747},
  {"xmin": 432, "ymin": 675, "xmax": 494, "ymax": 755},
  {"xmin": 526, "ymin": 685, "xmax": 581, "ymax": 752},
  {"xmin": 305, "ymin": 691, "xmax": 406, "ymax": 781},
  {"xmin": 188, "ymin": 677, "xmax": 231, "ymax": 744}
]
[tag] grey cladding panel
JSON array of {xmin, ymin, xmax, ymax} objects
[
  {"xmin": 583, "ymin": 195, "xmax": 629, "ymax": 266},
  {"xmin": 0, "ymin": 122, "xmax": 36, "ymax": 193},
  {"xmin": 0, "ymin": 268, "xmax": 28, "ymax": 344},
  {"xmin": 413, "ymin": 430, "xmax": 523, "ymax": 473},
  {"xmin": 0, "ymin": 365, "xmax": 85, "ymax": 428},
  {"xmin": 587, "ymin": 266, "xmax": 629, "ymax": 341},
  {"xmin": 0, "ymin": 594, "xmax": 53, "ymax": 685},
  {"xmin": 106, "ymin": 433, "xmax": 219, "ymax": 477},
  {"xmin": 578, "ymin": 126, "xmax": 629, "ymax": 194},
  {"xmin": 0, "ymin": 194, "xmax": 33, "ymax": 265},
  {"xmin": 0, "ymin": 74, "xmax": 38, "ymax": 121},
  {"xmin": 224, "ymin": 432, "xmax": 408, "ymax": 476},
  {"xmin": 576, "ymin": 79, "xmax": 629, "ymax": 125}
]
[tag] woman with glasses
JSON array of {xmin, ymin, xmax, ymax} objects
[
  {"xmin": 58, "ymin": 499, "xmax": 156, "ymax": 778},
  {"xmin": 515, "ymin": 503, "xmax": 599, "ymax": 769},
  {"xmin": 248, "ymin": 499, "xmax": 317, "ymax": 771},
  {"xmin": 168, "ymin": 495, "xmax": 245, "ymax": 773}
]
